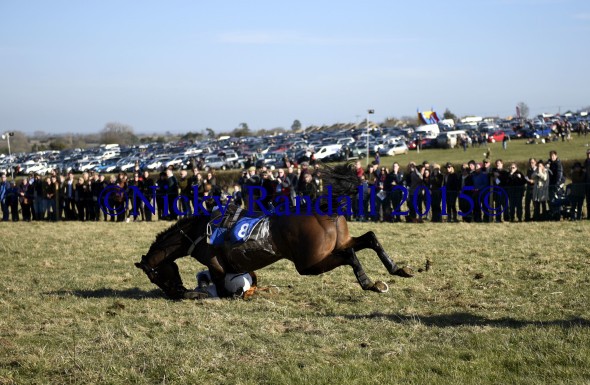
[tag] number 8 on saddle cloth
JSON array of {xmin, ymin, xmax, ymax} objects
[{"xmin": 207, "ymin": 216, "xmax": 269, "ymax": 246}]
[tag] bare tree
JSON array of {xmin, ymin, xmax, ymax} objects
[{"xmin": 100, "ymin": 122, "xmax": 137, "ymax": 145}]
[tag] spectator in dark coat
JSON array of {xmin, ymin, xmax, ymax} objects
[
  {"xmin": 18, "ymin": 177, "xmax": 34, "ymax": 221},
  {"xmin": 0, "ymin": 173, "xmax": 9, "ymax": 221},
  {"xmin": 570, "ymin": 162, "xmax": 585, "ymax": 220},
  {"xmin": 506, "ymin": 162, "xmax": 526, "ymax": 222},
  {"xmin": 491, "ymin": 159, "xmax": 510, "ymax": 222},
  {"xmin": 547, "ymin": 150, "xmax": 565, "ymax": 199},
  {"xmin": 6, "ymin": 181, "xmax": 19, "ymax": 221},
  {"xmin": 166, "ymin": 169, "xmax": 179, "ymax": 220},
  {"xmin": 444, "ymin": 163, "xmax": 461, "ymax": 223},
  {"xmin": 584, "ymin": 149, "xmax": 590, "ymax": 220},
  {"xmin": 429, "ymin": 164, "xmax": 444, "ymax": 222},
  {"xmin": 384, "ymin": 162, "xmax": 404, "ymax": 222}
]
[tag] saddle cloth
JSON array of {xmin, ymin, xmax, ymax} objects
[{"xmin": 207, "ymin": 205, "xmax": 270, "ymax": 246}]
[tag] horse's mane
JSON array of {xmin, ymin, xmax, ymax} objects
[
  {"xmin": 320, "ymin": 162, "xmax": 360, "ymax": 198},
  {"xmin": 318, "ymin": 162, "xmax": 361, "ymax": 213}
]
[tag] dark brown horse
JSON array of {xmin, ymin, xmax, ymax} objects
[{"xmin": 135, "ymin": 164, "xmax": 413, "ymax": 299}]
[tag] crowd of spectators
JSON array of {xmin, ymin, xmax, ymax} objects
[{"xmin": 1, "ymin": 149, "xmax": 589, "ymax": 224}]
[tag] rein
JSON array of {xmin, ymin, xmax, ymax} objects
[{"xmin": 178, "ymin": 228, "xmax": 206, "ymax": 255}]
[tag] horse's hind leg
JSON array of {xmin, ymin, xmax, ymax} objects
[
  {"xmin": 344, "ymin": 248, "xmax": 389, "ymax": 293},
  {"xmin": 348, "ymin": 231, "xmax": 413, "ymax": 278}
]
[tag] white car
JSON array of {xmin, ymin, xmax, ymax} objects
[
  {"xmin": 80, "ymin": 160, "xmax": 102, "ymax": 172},
  {"xmin": 146, "ymin": 158, "xmax": 170, "ymax": 171},
  {"xmin": 379, "ymin": 142, "xmax": 409, "ymax": 156},
  {"xmin": 119, "ymin": 159, "xmax": 140, "ymax": 172},
  {"xmin": 166, "ymin": 157, "xmax": 184, "ymax": 169},
  {"xmin": 24, "ymin": 162, "xmax": 51, "ymax": 175},
  {"xmin": 314, "ymin": 144, "xmax": 343, "ymax": 160}
]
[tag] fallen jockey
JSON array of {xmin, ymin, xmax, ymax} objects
[{"xmin": 196, "ymin": 270, "xmax": 257, "ymax": 299}]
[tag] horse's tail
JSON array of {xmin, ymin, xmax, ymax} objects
[{"xmin": 319, "ymin": 162, "xmax": 360, "ymax": 213}]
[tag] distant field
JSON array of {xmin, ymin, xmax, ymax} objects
[
  {"xmin": 1, "ymin": 220, "xmax": 589, "ymax": 384},
  {"xmin": 392, "ymin": 134, "xmax": 590, "ymax": 169},
  {"xmin": 210, "ymin": 135, "xmax": 590, "ymax": 188}
]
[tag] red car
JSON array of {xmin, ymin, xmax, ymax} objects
[
  {"xmin": 487, "ymin": 130, "xmax": 506, "ymax": 143},
  {"xmin": 408, "ymin": 138, "xmax": 430, "ymax": 150}
]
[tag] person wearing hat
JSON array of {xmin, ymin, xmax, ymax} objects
[
  {"xmin": 570, "ymin": 162, "xmax": 585, "ymax": 220},
  {"xmin": 584, "ymin": 149, "xmax": 590, "ymax": 219}
]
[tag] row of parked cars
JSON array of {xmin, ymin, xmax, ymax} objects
[{"xmin": 1, "ymin": 115, "xmax": 586, "ymax": 176}]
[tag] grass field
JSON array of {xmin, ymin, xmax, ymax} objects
[
  {"xmin": 395, "ymin": 134, "xmax": 590, "ymax": 168},
  {"xmin": 1, "ymin": 220, "xmax": 589, "ymax": 385}
]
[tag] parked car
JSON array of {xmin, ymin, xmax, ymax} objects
[
  {"xmin": 24, "ymin": 162, "xmax": 50, "ymax": 175},
  {"xmin": 95, "ymin": 158, "xmax": 120, "ymax": 173},
  {"xmin": 146, "ymin": 157, "xmax": 170, "ymax": 171},
  {"xmin": 487, "ymin": 130, "xmax": 506, "ymax": 143},
  {"xmin": 165, "ymin": 157, "xmax": 185, "ymax": 169},
  {"xmin": 314, "ymin": 144, "xmax": 343, "ymax": 160},
  {"xmin": 407, "ymin": 138, "xmax": 434, "ymax": 150},
  {"xmin": 204, "ymin": 155, "xmax": 227, "ymax": 170},
  {"xmin": 78, "ymin": 160, "xmax": 101, "ymax": 172},
  {"xmin": 533, "ymin": 126, "xmax": 553, "ymax": 138},
  {"xmin": 379, "ymin": 142, "xmax": 409, "ymax": 156}
]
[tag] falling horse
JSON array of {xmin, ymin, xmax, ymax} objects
[{"xmin": 135, "ymin": 164, "xmax": 413, "ymax": 299}]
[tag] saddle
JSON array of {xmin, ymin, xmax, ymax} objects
[{"xmin": 207, "ymin": 204, "xmax": 270, "ymax": 247}]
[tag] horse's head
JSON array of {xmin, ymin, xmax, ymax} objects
[
  {"xmin": 135, "ymin": 255, "xmax": 157, "ymax": 280},
  {"xmin": 135, "ymin": 216, "xmax": 211, "ymax": 299}
]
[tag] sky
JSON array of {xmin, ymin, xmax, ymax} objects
[{"xmin": 1, "ymin": 0, "xmax": 589, "ymax": 135}]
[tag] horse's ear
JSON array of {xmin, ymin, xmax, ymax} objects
[{"xmin": 134, "ymin": 262, "xmax": 142, "ymax": 269}]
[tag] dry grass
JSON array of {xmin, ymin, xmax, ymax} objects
[{"xmin": 1, "ymin": 220, "xmax": 589, "ymax": 384}]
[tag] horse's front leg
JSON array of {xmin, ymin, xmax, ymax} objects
[{"xmin": 348, "ymin": 231, "xmax": 413, "ymax": 278}]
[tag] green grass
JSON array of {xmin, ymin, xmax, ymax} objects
[
  {"xmin": 1, "ymin": 220, "xmax": 589, "ymax": 384},
  {"xmin": 385, "ymin": 135, "xmax": 590, "ymax": 170}
]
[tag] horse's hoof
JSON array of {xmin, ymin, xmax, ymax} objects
[
  {"xmin": 372, "ymin": 281, "xmax": 389, "ymax": 293},
  {"xmin": 183, "ymin": 290, "xmax": 209, "ymax": 300},
  {"xmin": 393, "ymin": 266, "xmax": 414, "ymax": 278}
]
